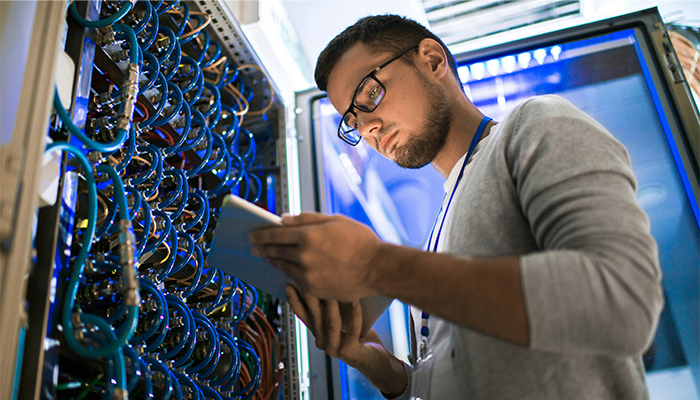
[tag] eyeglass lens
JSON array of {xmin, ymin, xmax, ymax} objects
[{"xmin": 339, "ymin": 76, "xmax": 386, "ymax": 144}]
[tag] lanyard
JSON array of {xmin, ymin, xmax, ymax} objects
[{"xmin": 420, "ymin": 116, "xmax": 492, "ymax": 344}]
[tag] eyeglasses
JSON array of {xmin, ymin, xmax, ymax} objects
[{"xmin": 338, "ymin": 44, "xmax": 419, "ymax": 146}]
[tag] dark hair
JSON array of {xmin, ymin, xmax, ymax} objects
[{"xmin": 314, "ymin": 14, "xmax": 459, "ymax": 92}]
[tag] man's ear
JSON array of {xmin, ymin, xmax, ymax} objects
[{"xmin": 417, "ymin": 38, "xmax": 448, "ymax": 80}]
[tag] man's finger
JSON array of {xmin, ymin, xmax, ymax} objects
[
  {"xmin": 343, "ymin": 300, "xmax": 363, "ymax": 345},
  {"xmin": 252, "ymin": 244, "xmax": 301, "ymax": 264},
  {"xmin": 281, "ymin": 212, "xmax": 334, "ymax": 226},
  {"xmin": 286, "ymin": 285, "xmax": 311, "ymax": 328},
  {"xmin": 248, "ymin": 225, "xmax": 304, "ymax": 245},
  {"xmin": 325, "ymin": 300, "xmax": 343, "ymax": 352},
  {"xmin": 301, "ymin": 291, "xmax": 325, "ymax": 341},
  {"xmin": 259, "ymin": 255, "xmax": 299, "ymax": 276}
]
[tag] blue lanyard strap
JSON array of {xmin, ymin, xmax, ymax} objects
[{"xmin": 421, "ymin": 116, "xmax": 492, "ymax": 340}]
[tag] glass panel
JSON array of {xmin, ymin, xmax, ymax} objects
[
  {"xmin": 316, "ymin": 96, "xmax": 444, "ymax": 399},
  {"xmin": 459, "ymin": 27, "xmax": 700, "ymax": 399}
]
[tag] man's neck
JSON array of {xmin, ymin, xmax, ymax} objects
[{"xmin": 431, "ymin": 94, "xmax": 493, "ymax": 178}]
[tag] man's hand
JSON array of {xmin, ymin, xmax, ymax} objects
[
  {"xmin": 286, "ymin": 285, "xmax": 408, "ymax": 397},
  {"xmin": 249, "ymin": 212, "xmax": 383, "ymax": 301}
]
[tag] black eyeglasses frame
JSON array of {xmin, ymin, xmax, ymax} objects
[{"xmin": 337, "ymin": 44, "xmax": 420, "ymax": 146}]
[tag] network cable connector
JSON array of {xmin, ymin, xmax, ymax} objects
[
  {"xmin": 118, "ymin": 219, "xmax": 140, "ymax": 307},
  {"xmin": 116, "ymin": 62, "xmax": 140, "ymax": 133}
]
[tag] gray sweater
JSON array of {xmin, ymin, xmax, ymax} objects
[{"xmin": 404, "ymin": 95, "xmax": 663, "ymax": 399}]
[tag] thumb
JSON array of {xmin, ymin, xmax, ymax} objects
[{"xmin": 282, "ymin": 212, "xmax": 332, "ymax": 226}]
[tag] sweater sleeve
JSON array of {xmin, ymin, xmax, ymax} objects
[{"xmin": 510, "ymin": 96, "xmax": 663, "ymax": 356}]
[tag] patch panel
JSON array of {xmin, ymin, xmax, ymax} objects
[{"xmin": 12, "ymin": 1, "xmax": 294, "ymax": 399}]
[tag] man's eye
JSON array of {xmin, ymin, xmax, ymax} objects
[{"xmin": 369, "ymin": 87, "xmax": 380, "ymax": 101}]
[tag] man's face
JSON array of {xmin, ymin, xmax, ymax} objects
[{"xmin": 327, "ymin": 43, "xmax": 451, "ymax": 169}]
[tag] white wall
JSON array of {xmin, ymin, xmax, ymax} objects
[{"xmin": 280, "ymin": 0, "xmax": 428, "ymax": 75}]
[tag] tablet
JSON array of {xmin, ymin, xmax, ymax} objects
[{"xmin": 208, "ymin": 194, "xmax": 393, "ymax": 335}]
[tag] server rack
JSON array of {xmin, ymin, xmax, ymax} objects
[{"xmin": 2, "ymin": 1, "xmax": 304, "ymax": 399}]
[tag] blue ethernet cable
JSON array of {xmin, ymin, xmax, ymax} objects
[
  {"xmin": 170, "ymin": 303, "xmax": 197, "ymax": 368},
  {"xmin": 139, "ymin": 51, "xmax": 160, "ymax": 93},
  {"xmin": 138, "ymin": 72, "xmax": 167, "ymax": 128},
  {"xmin": 174, "ymin": 372, "xmax": 203, "ymax": 400},
  {"xmin": 158, "ymin": 169, "xmax": 187, "ymax": 210},
  {"xmin": 113, "ymin": 24, "xmax": 140, "ymax": 65},
  {"xmin": 241, "ymin": 284, "xmax": 258, "ymax": 322},
  {"xmin": 186, "ymin": 64, "xmax": 205, "ymax": 107},
  {"xmin": 152, "ymin": 81, "xmax": 184, "ymax": 127},
  {"xmin": 189, "ymin": 191, "xmax": 211, "ymax": 241},
  {"xmin": 198, "ymin": 131, "xmax": 227, "ymax": 175},
  {"xmin": 200, "ymin": 40, "xmax": 222, "ymax": 69},
  {"xmin": 167, "ymin": 368, "xmax": 183, "ymax": 400},
  {"xmin": 124, "ymin": 185, "xmax": 142, "ymax": 221},
  {"xmin": 229, "ymin": 339, "xmax": 261, "ymax": 400},
  {"xmin": 218, "ymin": 104, "xmax": 240, "ymax": 144},
  {"xmin": 209, "ymin": 152, "xmax": 244, "ymax": 198},
  {"xmin": 156, "ymin": 0, "xmax": 180, "ymax": 15},
  {"xmin": 176, "ymin": 109, "xmax": 208, "ymax": 153},
  {"xmin": 179, "ymin": 244, "xmax": 204, "ymax": 298},
  {"xmin": 209, "ymin": 148, "xmax": 232, "ymax": 195},
  {"xmin": 248, "ymin": 172, "xmax": 263, "ymax": 203},
  {"xmin": 232, "ymin": 280, "xmax": 247, "ymax": 323},
  {"xmin": 129, "ymin": 0, "xmax": 152, "ymax": 35},
  {"xmin": 114, "ymin": 126, "xmax": 136, "ymax": 174},
  {"xmin": 200, "ymin": 81, "xmax": 221, "ymax": 122},
  {"xmin": 165, "ymin": 230, "xmax": 193, "ymax": 277},
  {"xmin": 134, "ymin": 200, "xmax": 152, "ymax": 256},
  {"xmin": 161, "ymin": 295, "xmax": 193, "ymax": 360},
  {"xmin": 54, "ymin": 88, "xmax": 128, "ymax": 153},
  {"xmin": 69, "ymin": 0, "xmax": 133, "ymax": 28},
  {"xmin": 162, "ymin": 38, "xmax": 182, "ymax": 81},
  {"xmin": 162, "ymin": 177, "xmax": 189, "ymax": 221},
  {"xmin": 163, "ymin": 102, "xmax": 191, "ymax": 155},
  {"xmin": 191, "ymin": 29, "xmax": 210, "ymax": 64},
  {"xmin": 221, "ymin": 65, "xmax": 239, "ymax": 88},
  {"xmin": 143, "ymin": 356, "xmax": 173, "ymax": 400},
  {"xmin": 182, "ymin": 189, "xmax": 209, "ymax": 231},
  {"xmin": 139, "ymin": 7, "xmax": 159, "ymax": 50},
  {"xmin": 205, "ymin": 271, "xmax": 226, "ymax": 314},
  {"xmin": 186, "ymin": 312, "xmax": 220, "ymax": 376},
  {"xmin": 215, "ymin": 275, "xmax": 238, "ymax": 311},
  {"xmin": 179, "ymin": 14, "xmax": 205, "ymax": 45},
  {"xmin": 59, "ymin": 163, "xmax": 140, "ymax": 360},
  {"xmin": 198, "ymin": 384, "xmax": 223, "ymax": 400},
  {"xmin": 94, "ymin": 195, "xmax": 118, "ymax": 239},
  {"xmin": 184, "ymin": 127, "xmax": 213, "ymax": 178},
  {"xmin": 143, "ymin": 209, "xmax": 172, "ymax": 254},
  {"xmin": 193, "ymin": 267, "xmax": 217, "ymax": 294},
  {"xmin": 237, "ymin": 127, "xmax": 257, "ymax": 167},
  {"xmin": 153, "ymin": 26, "xmax": 176, "ymax": 64},
  {"xmin": 176, "ymin": 56, "xmax": 203, "ymax": 95},
  {"xmin": 120, "ymin": 345, "xmax": 142, "ymax": 393},
  {"xmin": 80, "ymin": 314, "xmax": 128, "ymax": 396},
  {"xmin": 153, "ymin": 224, "xmax": 179, "ymax": 281},
  {"xmin": 171, "ymin": 1, "xmax": 189, "ymax": 36},
  {"xmin": 130, "ymin": 145, "xmax": 160, "ymax": 185},
  {"xmin": 210, "ymin": 328, "xmax": 240, "ymax": 386},
  {"xmin": 130, "ymin": 278, "xmax": 168, "ymax": 344}
]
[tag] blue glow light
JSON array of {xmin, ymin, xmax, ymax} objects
[{"xmin": 517, "ymin": 52, "xmax": 531, "ymax": 69}]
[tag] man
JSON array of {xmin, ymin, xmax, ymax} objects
[{"xmin": 249, "ymin": 15, "xmax": 663, "ymax": 399}]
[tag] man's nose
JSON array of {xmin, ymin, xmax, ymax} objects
[{"xmin": 357, "ymin": 112, "xmax": 382, "ymax": 141}]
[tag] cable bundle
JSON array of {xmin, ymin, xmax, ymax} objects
[{"xmin": 47, "ymin": 1, "xmax": 284, "ymax": 399}]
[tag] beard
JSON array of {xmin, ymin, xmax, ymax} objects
[{"xmin": 392, "ymin": 76, "xmax": 452, "ymax": 169}]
